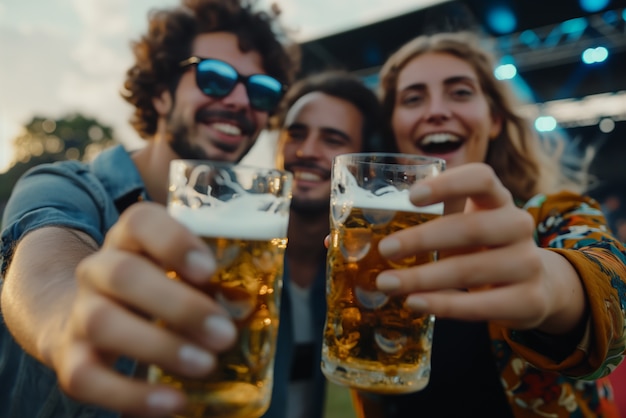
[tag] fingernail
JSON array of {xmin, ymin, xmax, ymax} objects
[
  {"xmin": 410, "ymin": 184, "xmax": 432, "ymax": 202},
  {"xmin": 186, "ymin": 251, "xmax": 216, "ymax": 280},
  {"xmin": 377, "ymin": 273, "xmax": 401, "ymax": 291},
  {"xmin": 379, "ymin": 238, "xmax": 401, "ymax": 257},
  {"xmin": 406, "ymin": 296, "xmax": 429, "ymax": 311},
  {"xmin": 147, "ymin": 390, "xmax": 182, "ymax": 411},
  {"xmin": 179, "ymin": 345, "xmax": 215, "ymax": 371},
  {"xmin": 204, "ymin": 315, "xmax": 237, "ymax": 345}
]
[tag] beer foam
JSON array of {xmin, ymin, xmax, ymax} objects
[
  {"xmin": 350, "ymin": 188, "xmax": 443, "ymax": 215},
  {"xmin": 169, "ymin": 201, "xmax": 288, "ymax": 239}
]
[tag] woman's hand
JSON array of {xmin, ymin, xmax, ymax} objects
[{"xmin": 375, "ymin": 163, "xmax": 586, "ymax": 335}]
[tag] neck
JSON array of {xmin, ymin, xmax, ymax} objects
[
  {"xmin": 132, "ymin": 131, "xmax": 178, "ymax": 205},
  {"xmin": 287, "ymin": 210, "xmax": 329, "ymax": 260},
  {"xmin": 285, "ymin": 209, "xmax": 329, "ymax": 288}
]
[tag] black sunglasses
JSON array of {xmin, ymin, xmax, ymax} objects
[{"xmin": 179, "ymin": 56, "xmax": 286, "ymax": 112}]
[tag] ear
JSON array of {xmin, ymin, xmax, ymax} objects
[
  {"xmin": 153, "ymin": 90, "xmax": 173, "ymax": 116},
  {"xmin": 489, "ymin": 112, "xmax": 503, "ymax": 141}
]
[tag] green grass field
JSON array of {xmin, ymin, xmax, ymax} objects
[{"xmin": 324, "ymin": 382, "xmax": 357, "ymax": 418}]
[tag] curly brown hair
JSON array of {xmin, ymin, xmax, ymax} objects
[{"xmin": 121, "ymin": 0, "xmax": 298, "ymax": 139}]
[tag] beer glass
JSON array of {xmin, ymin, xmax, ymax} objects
[
  {"xmin": 321, "ymin": 153, "xmax": 444, "ymax": 394},
  {"xmin": 148, "ymin": 160, "xmax": 293, "ymax": 418}
]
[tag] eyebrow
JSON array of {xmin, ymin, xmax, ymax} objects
[
  {"xmin": 286, "ymin": 122, "xmax": 353, "ymax": 143},
  {"xmin": 400, "ymin": 75, "xmax": 477, "ymax": 91}
]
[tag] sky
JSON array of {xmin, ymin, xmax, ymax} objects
[{"xmin": 0, "ymin": 0, "xmax": 447, "ymax": 172}]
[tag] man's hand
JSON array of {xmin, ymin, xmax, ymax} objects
[{"xmin": 50, "ymin": 202, "xmax": 237, "ymax": 416}]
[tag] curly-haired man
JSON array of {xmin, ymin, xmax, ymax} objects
[{"xmin": 0, "ymin": 1, "xmax": 297, "ymax": 416}]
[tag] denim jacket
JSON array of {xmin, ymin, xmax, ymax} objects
[
  {"xmin": 1, "ymin": 145, "xmax": 145, "ymax": 418},
  {"xmin": 0, "ymin": 145, "xmax": 328, "ymax": 418}
]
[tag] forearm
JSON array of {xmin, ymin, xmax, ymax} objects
[
  {"xmin": 1, "ymin": 226, "xmax": 97, "ymax": 366},
  {"xmin": 535, "ymin": 248, "xmax": 587, "ymax": 336}
]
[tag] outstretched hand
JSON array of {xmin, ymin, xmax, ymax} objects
[
  {"xmin": 51, "ymin": 202, "xmax": 237, "ymax": 417},
  {"xmin": 374, "ymin": 163, "xmax": 586, "ymax": 335}
]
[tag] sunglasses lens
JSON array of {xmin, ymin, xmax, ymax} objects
[
  {"xmin": 196, "ymin": 60, "xmax": 238, "ymax": 97},
  {"xmin": 247, "ymin": 75, "xmax": 284, "ymax": 112},
  {"xmin": 193, "ymin": 58, "xmax": 283, "ymax": 112}
]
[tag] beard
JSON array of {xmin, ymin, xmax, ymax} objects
[
  {"xmin": 168, "ymin": 119, "xmax": 211, "ymax": 160},
  {"xmin": 166, "ymin": 108, "xmax": 258, "ymax": 163},
  {"xmin": 289, "ymin": 195, "xmax": 330, "ymax": 218}
]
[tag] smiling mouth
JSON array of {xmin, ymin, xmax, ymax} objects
[
  {"xmin": 418, "ymin": 133, "xmax": 464, "ymax": 154},
  {"xmin": 211, "ymin": 122, "xmax": 242, "ymax": 136},
  {"xmin": 295, "ymin": 171, "xmax": 324, "ymax": 182},
  {"xmin": 195, "ymin": 108, "xmax": 255, "ymax": 138}
]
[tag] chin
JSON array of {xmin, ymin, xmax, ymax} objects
[
  {"xmin": 290, "ymin": 198, "xmax": 329, "ymax": 216},
  {"xmin": 201, "ymin": 144, "xmax": 245, "ymax": 163}
]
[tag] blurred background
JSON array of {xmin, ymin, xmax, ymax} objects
[
  {"xmin": 2, "ymin": 0, "xmax": 625, "ymax": 230},
  {"xmin": 294, "ymin": 0, "xmax": 626, "ymax": 241},
  {"xmin": 1, "ymin": 0, "xmax": 625, "ymax": 415}
]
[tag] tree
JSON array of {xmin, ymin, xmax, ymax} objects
[{"xmin": 0, "ymin": 113, "xmax": 118, "ymax": 220}]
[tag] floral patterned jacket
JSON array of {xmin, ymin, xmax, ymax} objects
[{"xmin": 352, "ymin": 191, "xmax": 626, "ymax": 418}]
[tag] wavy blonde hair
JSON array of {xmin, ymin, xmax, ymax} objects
[{"xmin": 379, "ymin": 31, "xmax": 571, "ymax": 201}]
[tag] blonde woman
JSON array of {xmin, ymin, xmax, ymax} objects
[{"xmin": 352, "ymin": 31, "xmax": 626, "ymax": 417}]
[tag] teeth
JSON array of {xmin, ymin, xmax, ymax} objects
[
  {"xmin": 295, "ymin": 171, "xmax": 322, "ymax": 182},
  {"xmin": 420, "ymin": 133, "xmax": 461, "ymax": 145},
  {"xmin": 211, "ymin": 122, "xmax": 241, "ymax": 136}
]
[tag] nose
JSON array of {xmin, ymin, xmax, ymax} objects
[
  {"xmin": 424, "ymin": 95, "xmax": 452, "ymax": 122},
  {"xmin": 221, "ymin": 81, "xmax": 250, "ymax": 110},
  {"xmin": 295, "ymin": 133, "xmax": 321, "ymax": 158}
]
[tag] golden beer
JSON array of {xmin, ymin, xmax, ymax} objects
[
  {"xmin": 156, "ymin": 160, "xmax": 293, "ymax": 418},
  {"xmin": 322, "ymin": 206, "xmax": 441, "ymax": 393},
  {"xmin": 149, "ymin": 235, "xmax": 286, "ymax": 418}
]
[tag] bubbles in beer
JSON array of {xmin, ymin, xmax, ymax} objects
[
  {"xmin": 213, "ymin": 243, "xmax": 241, "ymax": 269},
  {"xmin": 340, "ymin": 307, "xmax": 362, "ymax": 329},
  {"xmin": 323, "ymin": 207, "xmax": 441, "ymax": 394},
  {"xmin": 323, "ymin": 155, "xmax": 443, "ymax": 393},
  {"xmin": 151, "ymin": 236, "xmax": 284, "ymax": 417},
  {"xmin": 242, "ymin": 309, "xmax": 274, "ymax": 370},
  {"xmin": 162, "ymin": 161, "xmax": 291, "ymax": 417},
  {"xmin": 332, "ymin": 314, "xmax": 360, "ymax": 359},
  {"xmin": 253, "ymin": 250, "xmax": 277, "ymax": 273}
]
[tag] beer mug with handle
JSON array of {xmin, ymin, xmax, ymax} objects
[
  {"xmin": 321, "ymin": 152, "xmax": 444, "ymax": 394},
  {"xmin": 148, "ymin": 160, "xmax": 293, "ymax": 418}
]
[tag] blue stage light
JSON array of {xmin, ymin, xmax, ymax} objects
[
  {"xmin": 560, "ymin": 17, "xmax": 587, "ymax": 35},
  {"xmin": 486, "ymin": 6, "xmax": 517, "ymax": 34},
  {"xmin": 519, "ymin": 30, "xmax": 540, "ymax": 48},
  {"xmin": 495, "ymin": 64, "xmax": 517, "ymax": 80},
  {"xmin": 582, "ymin": 46, "xmax": 609, "ymax": 64},
  {"xmin": 579, "ymin": 0, "xmax": 609, "ymax": 13},
  {"xmin": 594, "ymin": 47, "xmax": 609, "ymax": 62},
  {"xmin": 602, "ymin": 10, "xmax": 618, "ymax": 25},
  {"xmin": 535, "ymin": 116, "xmax": 557, "ymax": 132}
]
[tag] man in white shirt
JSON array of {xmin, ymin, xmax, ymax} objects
[{"xmin": 263, "ymin": 71, "xmax": 385, "ymax": 418}]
